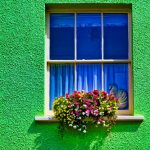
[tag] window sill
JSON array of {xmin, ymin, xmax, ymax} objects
[{"xmin": 35, "ymin": 115, "xmax": 144, "ymax": 122}]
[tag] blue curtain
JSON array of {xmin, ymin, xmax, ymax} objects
[
  {"xmin": 77, "ymin": 64, "xmax": 101, "ymax": 92},
  {"xmin": 50, "ymin": 64, "xmax": 74, "ymax": 109},
  {"xmin": 104, "ymin": 64, "xmax": 128, "ymax": 109}
]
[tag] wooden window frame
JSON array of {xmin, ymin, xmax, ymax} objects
[{"xmin": 45, "ymin": 7, "xmax": 133, "ymax": 116}]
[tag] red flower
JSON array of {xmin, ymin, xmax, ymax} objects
[
  {"xmin": 93, "ymin": 90, "xmax": 99, "ymax": 95},
  {"xmin": 73, "ymin": 91, "xmax": 81, "ymax": 99},
  {"xmin": 102, "ymin": 91, "xmax": 107, "ymax": 95}
]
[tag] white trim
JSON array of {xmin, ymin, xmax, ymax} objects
[
  {"xmin": 47, "ymin": 60, "xmax": 131, "ymax": 64},
  {"xmin": 74, "ymin": 13, "xmax": 77, "ymax": 90},
  {"xmin": 101, "ymin": 13, "xmax": 104, "ymax": 91},
  {"xmin": 45, "ymin": 13, "xmax": 50, "ymax": 115},
  {"xmin": 35, "ymin": 116, "xmax": 58, "ymax": 122},
  {"xmin": 101, "ymin": 64, "xmax": 104, "ymax": 91},
  {"xmin": 35, "ymin": 115, "xmax": 144, "ymax": 122},
  {"xmin": 74, "ymin": 13, "xmax": 77, "ymax": 61},
  {"xmin": 74, "ymin": 64, "xmax": 77, "ymax": 90},
  {"xmin": 101, "ymin": 13, "xmax": 104, "ymax": 60},
  {"xmin": 116, "ymin": 115, "xmax": 144, "ymax": 121}
]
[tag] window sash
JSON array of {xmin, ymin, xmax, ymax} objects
[
  {"xmin": 45, "ymin": 9, "xmax": 133, "ymax": 116},
  {"xmin": 49, "ymin": 13, "xmax": 130, "ymax": 61}
]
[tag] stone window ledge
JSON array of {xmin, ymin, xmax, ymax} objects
[{"xmin": 35, "ymin": 115, "xmax": 144, "ymax": 122}]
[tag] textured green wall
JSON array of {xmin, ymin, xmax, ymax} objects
[{"xmin": 1, "ymin": 0, "xmax": 150, "ymax": 149}]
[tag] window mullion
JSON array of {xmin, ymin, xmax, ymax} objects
[
  {"xmin": 101, "ymin": 13, "xmax": 104, "ymax": 91},
  {"xmin": 74, "ymin": 64, "xmax": 77, "ymax": 91},
  {"xmin": 101, "ymin": 13, "xmax": 104, "ymax": 60},
  {"xmin": 74, "ymin": 13, "xmax": 77, "ymax": 91},
  {"xmin": 74, "ymin": 13, "xmax": 77, "ymax": 61}
]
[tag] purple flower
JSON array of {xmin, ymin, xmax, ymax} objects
[{"xmin": 75, "ymin": 111, "xmax": 80, "ymax": 117}]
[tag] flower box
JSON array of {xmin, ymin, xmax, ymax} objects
[{"xmin": 53, "ymin": 90, "xmax": 119, "ymax": 133}]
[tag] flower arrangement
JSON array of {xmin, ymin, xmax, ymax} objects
[{"xmin": 53, "ymin": 90, "xmax": 119, "ymax": 134}]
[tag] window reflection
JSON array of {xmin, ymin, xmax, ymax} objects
[
  {"xmin": 50, "ymin": 14, "xmax": 74, "ymax": 60},
  {"xmin": 104, "ymin": 14, "xmax": 128, "ymax": 59},
  {"xmin": 77, "ymin": 14, "xmax": 102, "ymax": 60},
  {"xmin": 104, "ymin": 64, "xmax": 128, "ymax": 109}
]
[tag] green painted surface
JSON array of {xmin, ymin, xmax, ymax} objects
[{"xmin": 1, "ymin": 0, "xmax": 150, "ymax": 149}]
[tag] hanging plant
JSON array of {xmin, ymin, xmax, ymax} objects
[{"xmin": 52, "ymin": 90, "xmax": 119, "ymax": 134}]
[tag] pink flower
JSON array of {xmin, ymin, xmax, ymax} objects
[
  {"xmin": 85, "ymin": 99, "xmax": 93, "ymax": 103},
  {"xmin": 66, "ymin": 93, "xmax": 70, "ymax": 99},
  {"xmin": 93, "ymin": 109, "xmax": 99, "ymax": 116},
  {"xmin": 88, "ymin": 92, "xmax": 93, "ymax": 95},
  {"xmin": 86, "ymin": 109, "xmax": 90, "ymax": 116},
  {"xmin": 93, "ymin": 95, "xmax": 98, "ymax": 100}
]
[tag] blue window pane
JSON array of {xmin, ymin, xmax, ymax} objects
[
  {"xmin": 104, "ymin": 64, "xmax": 128, "ymax": 110},
  {"xmin": 50, "ymin": 14, "xmax": 74, "ymax": 60},
  {"xmin": 76, "ymin": 64, "xmax": 101, "ymax": 92},
  {"xmin": 50, "ymin": 64, "xmax": 74, "ymax": 109},
  {"xmin": 77, "ymin": 14, "xmax": 101, "ymax": 59},
  {"xmin": 104, "ymin": 14, "xmax": 128, "ymax": 59}
]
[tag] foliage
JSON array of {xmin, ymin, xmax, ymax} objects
[{"xmin": 53, "ymin": 90, "xmax": 119, "ymax": 134}]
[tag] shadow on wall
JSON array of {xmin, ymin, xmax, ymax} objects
[{"xmin": 28, "ymin": 121, "xmax": 142, "ymax": 150}]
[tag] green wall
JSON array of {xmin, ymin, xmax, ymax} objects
[{"xmin": 1, "ymin": 0, "xmax": 150, "ymax": 149}]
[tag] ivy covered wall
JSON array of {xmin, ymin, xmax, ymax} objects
[{"xmin": 1, "ymin": 0, "xmax": 150, "ymax": 149}]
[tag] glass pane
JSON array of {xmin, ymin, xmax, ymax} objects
[
  {"xmin": 104, "ymin": 64, "xmax": 128, "ymax": 110},
  {"xmin": 77, "ymin": 14, "xmax": 101, "ymax": 59},
  {"xmin": 104, "ymin": 14, "xmax": 128, "ymax": 59},
  {"xmin": 50, "ymin": 64, "xmax": 74, "ymax": 109},
  {"xmin": 50, "ymin": 14, "xmax": 74, "ymax": 60},
  {"xmin": 76, "ymin": 64, "xmax": 101, "ymax": 92}
]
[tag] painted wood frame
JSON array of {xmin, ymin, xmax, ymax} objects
[{"xmin": 45, "ymin": 7, "xmax": 133, "ymax": 116}]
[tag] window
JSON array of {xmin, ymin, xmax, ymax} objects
[{"xmin": 45, "ymin": 7, "xmax": 132, "ymax": 116}]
